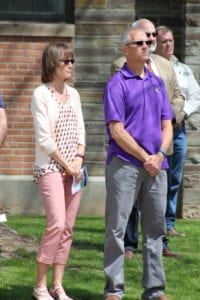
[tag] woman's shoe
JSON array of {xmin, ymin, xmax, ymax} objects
[
  {"xmin": 49, "ymin": 285, "xmax": 73, "ymax": 300},
  {"xmin": 32, "ymin": 286, "xmax": 54, "ymax": 300}
]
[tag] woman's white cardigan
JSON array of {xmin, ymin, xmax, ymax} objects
[{"xmin": 31, "ymin": 84, "xmax": 85, "ymax": 167}]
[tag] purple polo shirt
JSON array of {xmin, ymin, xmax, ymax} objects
[
  {"xmin": 0, "ymin": 96, "xmax": 5, "ymax": 108},
  {"xmin": 103, "ymin": 64, "xmax": 174, "ymax": 169}
]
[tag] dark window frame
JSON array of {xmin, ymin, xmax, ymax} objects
[{"xmin": 0, "ymin": 0, "xmax": 74, "ymax": 24}]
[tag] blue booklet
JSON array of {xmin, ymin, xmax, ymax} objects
[{"xmin": 71, "ymin": 165, "xmax": 89, "ymax": 195}]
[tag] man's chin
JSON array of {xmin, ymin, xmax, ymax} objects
[{"xmin": 149, "ymin": 44, "xmax": 157, "ymax": 53}]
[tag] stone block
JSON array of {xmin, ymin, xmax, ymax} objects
[
  {"xmin": 85, "ymin": 121, "xmax": 105, "ymax": 134},
  {"xmin": 75, "ymin": 0, "xmax": 106, "ymax": 9},
  {"xmin": 75, "ymin": 81, "xmax": 105, "ymax": 90},
  {"xmin": 75, "ymin": 47, "xmax": 115, "ymax": 63},
  {"xmin": 0, "ymin": 175, "xmax": 44, "ymax": 215},
  {"xmin": 187, "ymin": 0, "xmax": 200, "ymax": 3},
  {"xmin": 183, "ymin": 174, "xmax": 200, "ymax": 188},
  {"xmin": 187, "ymin": 131, "xmax": 200, "ymax": 146},
  {"xmin": 75, "ymin": 63, "xmax": 111, "ymax": 81},
  {"xmin": 108, "ymin": 0, "xmax": 135, "ymax": 9},
  {"xmin": 75, "ymin": 64, "xmax": 99, "ymax": 78},
  {"xmin": 186, "ymin": 147, "xmax": 200, "ymax": 164},
  {"xmin": 0, "ymin": 175, "xmax": 106, "ymax": 216},
  {"xmin": 75, "ymin": 36, "xmax": 124, "ymax": 48},
  {"xmin": 75, "ymin": 8, "xmax": 135, "ymax": 23},
  {"xmin": 186, "ymin": 14, "xmax": 200, "ymax": 27},
  {"xmin": 86, "ymin": 135, "xmax": 105, "ymax": 152},
  {"xmin": 75, "ymin": 24, "xmax": 128, "ymax": 36},
  {"xmin": 183, "ymin": 205, "xmax": 200, "ymax": 219},
  {"xmin": 184, "ymin": 163, "xmax": 200, "ymax": 173},
  {"xmin": 183, "ymin": 188, "xmax": 200, "ymax": 204},
  {"xmin": 86, "ymin": 162, "xmax": 105, "ymax": 176},
  {"xmin": 79, "ymin": 176, "xmax": 105, "ymax": 215},
  {"xmin": 82, "ymin": 103, "xmax": 104, "ymax": 121},
  {"xmin": 79, "ymin": 91, "xmax": 103, "ymax": 103},
  {"xmin": 185, "ymin": 40, "xmax": 200, "ymax": 55},
  {"xmin": 186, "ymin": 4, "xmax": 200, "ymax": 13},
  {"xmin": 186, "ymin": 113, "xmax": 200, "ymax": 130}
]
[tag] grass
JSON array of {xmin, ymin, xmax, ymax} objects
[{"xmin": 0, "ymin": 216, "xmax": 200, "ymax": 300}]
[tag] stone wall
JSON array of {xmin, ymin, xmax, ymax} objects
[{"xmin": 183, "ymin": 0, "xmax": 200, "ymax": 218}]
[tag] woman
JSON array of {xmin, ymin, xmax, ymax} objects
[
  {"xmin": 31, "ymin": 43, "xmax": 85, "ymax": 300},
  {"xmin": 0, "ymin": 95, "xmax": 7, "ymax": 147}
]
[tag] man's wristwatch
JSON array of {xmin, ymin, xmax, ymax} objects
[
  {"xmin": 158, "ymin": 149, "xmax": 167, "ymax": 158},
  {"xmin": 183, "ymin": 111, "xmax": 188, "ymax": 119}
]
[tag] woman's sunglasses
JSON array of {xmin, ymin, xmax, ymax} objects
[{"xmin": 59, "ymin": 59, "xmax": 75, "ymax": 65}]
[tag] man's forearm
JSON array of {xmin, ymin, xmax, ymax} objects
[
  {"xmin": 159, "ymin": 120, "xmax": 173, "ymax": 153},
  {"xmin": 109, "ymin": 122, "xmax": 149, "ymax": 162}
]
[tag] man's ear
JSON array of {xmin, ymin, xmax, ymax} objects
[{"xmin": 122, "ymin": 45, "xmax": 127, "ymax": 55}]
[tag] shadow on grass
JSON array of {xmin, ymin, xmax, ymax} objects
[
  {"xmin": 73, "ymin": 239, "xmax": 104, "ymax": 252},
  {"xmin": 0, "ymin": 286, "xmax": 33, "ymax": 300},
  {"xmin": 0, "ymin": 286, "xmax": 102, "ymax": 300}
]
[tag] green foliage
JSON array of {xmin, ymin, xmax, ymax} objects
[{"xmin": 0, "ymin": 216, "xmax": 200, "ymax": 300}]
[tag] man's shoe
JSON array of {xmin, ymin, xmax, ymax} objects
[
  {"xmin": 163, "ymin": 249, "xmax": 181, "ymax": 258},
  {"xmin": 105, "ymin": 296, "xmax": 120, "ymax": 300},
  {"xmin": 125, "ymin": 249, "xmax": 135, "ymax": 259},
  {"xmin": 167, "ymin": 228, "xmax": 185, "ymax": 237},
  {"xmin": 155, "ymin": 295, "xmax": 170, "ymax": 300}
]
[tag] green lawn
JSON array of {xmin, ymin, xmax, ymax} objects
[{"xmin": 0, "ymin": 216, "xmax": 200, "ymax": 300}]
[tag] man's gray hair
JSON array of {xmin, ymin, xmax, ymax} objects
[
  {"xmin": 122, "ymin": 27, "xmax": 133, "ymax": 45},
  {"xmin": 131, "ymin": 18, "xmax": 154, "ymax": 28},
  {"xmin": 122, "ymin": 26, "xmax": 145, "ymax": 45}
]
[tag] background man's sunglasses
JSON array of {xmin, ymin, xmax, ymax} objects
[{"xmin": 146, "ymin": 32, "xmax": 157, "ymax": 38}]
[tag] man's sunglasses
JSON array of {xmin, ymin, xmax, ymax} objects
[
  {"xmin": 126, "ymin": 40, "xmax": 153, "ymax": 46},
  {"xmin": 146, "ymin": 32, "xmax": 157, "ymax": 38},
  {"xmin": 59, "ymin": 59, "xmax": 75, "ymax": 65}
]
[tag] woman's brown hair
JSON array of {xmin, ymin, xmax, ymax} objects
[{"xmin": 41, "ymin": 43, "xmax": 74, "ymax": 83}]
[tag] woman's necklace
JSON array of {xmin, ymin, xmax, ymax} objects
[{"xmin": 48, "ymin": 84, "xmax": 68, "ymax": 105}]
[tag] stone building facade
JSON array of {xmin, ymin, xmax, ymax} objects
[{"xmin": 0, "ymin": 0, "xmax": 199, "ymax": 217}]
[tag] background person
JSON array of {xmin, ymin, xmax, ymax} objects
[
  {"xmin": 111, "ymin": 18, "xmax": 184, "ymax": 259},
  {"xmin": 155, "ymin": 25, "xmax": 200, "ymax": 237},
  {"xmin": 0, "ymin": 95, "xmax": 7, "ymax": 147},
  {"xmin": 31, "ymin": 43, "xmax": 85, "ymax": 300},
  {"xmin": 103, "ymin": 26, "xmax": 173, "ymax": 300}
]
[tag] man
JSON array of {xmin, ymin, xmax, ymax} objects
[
  {"xmin": 155, "ymin": 25, "xmax": 200, "ymax": 237},
  {"xmin": 0, "ymin": 95, "xmax": 7, "ymax": 147},
  {"xmin": 103, "ymin": 26, "xmax": 173, "ymax": 300},
  {"xmin": 111, "ymin": 18, "xmax": 185, "ymax": 259}
]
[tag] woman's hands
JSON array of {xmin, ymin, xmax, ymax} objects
[
  {"xmin": 64, "ymin": 157, "xmax": 83, "ymax": 182},
  {"xmin": 50, "ymin": 146, "xmax": 85, "ymax": 182}
]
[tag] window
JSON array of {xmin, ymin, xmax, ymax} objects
[{"xmin": 0, "ymin": 0, "xmax": 74, "ymax": 23}]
